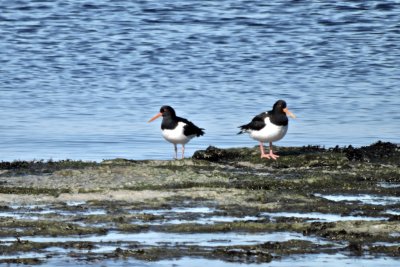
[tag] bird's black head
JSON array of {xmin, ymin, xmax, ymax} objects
[
  {"xmin": 159, "ymin": 105, "xmax": 176, "ymax": 118},
  {"xmin": 148, "ymin": 105, "xmax": 177, "ymax": 123},
  {"xmin": 272, "ymin": 100, "xmax": 287, "ymax": 113},
  {"xmin": 272, "ymin": 100, "xmax": 296, "ymax": 119}
]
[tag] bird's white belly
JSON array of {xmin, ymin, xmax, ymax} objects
[
  {"xmin": 162, "ymin": 122, "xmax": 193, "ymax": 144},
  {"xmin": 250, "ymin": 118, "xmax": 288, "ymax": 143}
]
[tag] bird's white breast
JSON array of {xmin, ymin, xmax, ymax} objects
[
  {"xmin": 162, "ymin": 122, "xmax": 193, "ymax": 144},
  {"xmin": 249, "ymin": 117, "xmax": 288, "ymax": 143}
]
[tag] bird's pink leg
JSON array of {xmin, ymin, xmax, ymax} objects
[
  {"xmin": 181, "ymin": 145, "xmax": 185, "ymax": 159},
  {"xmin": 268, "ymin": 142, "xmax": 279, "ymax": 160},
  {"xmin": 259, "ymin": 142, "xmax": 271, "ymax": 159},
  {"xmin": 173, "ymin": 144, "xmax": 178, "ymax": 159}
]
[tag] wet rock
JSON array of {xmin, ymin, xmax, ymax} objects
[
  {"xmin": 0, "ymin": 219, "xmax": 108, "ymax": 237},
  {"xmin": 193, "ymin": 144, "xmax": 351, "ymax": 169},
  {"xmin": 214, "ymin": 248, "xmax": 273, "ymax": 263},
  {"xmin": 0, "ymin": 186, "xmax": 70, "ymax": 196},
  {"xmin": 388, "ymin": 215, "xmax": 400, "ymax": 221},
  {"xmin": 64, "ymin": 242, "xmax": 96, "ymax": 250},
  {"xmin": 369, "ymin": 245, "xmax": 400, "ymax": 256},
  {"xmin": 0, "ymin": 205, "xmax": 11, "ymax": 211},
  {"xmin": 259, "ymin": 240, "xmax": 315, "ymax": 251},
  {"xmin": 0, "ymin": 258, "xmax": 42, "ymax": 265},
  {"xmin": 193, "ymin": 146, "xmax": 253, "ymax": 162},
  {"xmin": 303, "ymin": 222, "xmax": 335, "ymax": 236},
  {"xmin": 343, "ymin": 141, "xmax": 400, "ymax": 163},
  {"xmin": 114, "ymin": 247, "xmax": 124, "ymax": 256},
  {"xmin": 194, "ymin": 141, "xmax": 400, "ymax": 166},
  {"xmin": 274, "ymin": 216, "xmax": 308, "ymax": 223},
  {"xmin": 347, "ymin": 242, "xmax": 363, "ymax": 255},
  {"xmin": 0, "ymin": 159, "xmax": 97, "ymax": 175}
]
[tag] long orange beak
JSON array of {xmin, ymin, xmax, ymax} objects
[
  {"xmin": 148, "ymin": 112, "xmax": 162, "ymax": 123},
  {"xmin": 283, "ymin": 108, "xmax": 296, "ymax": 119}
]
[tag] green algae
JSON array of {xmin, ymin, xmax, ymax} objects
[
  {"xmin": 0, "ymin": 186, "xmax": 70, "ymax": 196},
  {"xmin": 0, "ymin": 219, "xmax": 107, "ymax": 237},
  {"xmin": 0, "ymin": 160, "xmax": 97, "ymax": 176},
  {"xmin": 162, "ymin": 221, "xmax": 308, "ymax": 233}
]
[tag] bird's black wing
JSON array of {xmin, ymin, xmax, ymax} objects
[
  {"xmin": 178, "ymin": 117, "xmax": 205, "ymax": 137},
  {"xmin": 238, "ymin": 112, "xmax": 269, "ymax": 134}
]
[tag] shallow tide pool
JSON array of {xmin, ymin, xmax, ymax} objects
[
  {"xmin": 1, "ymin": 231, "xmax": 327, "ymax": 247},
  {"xmin": 314, "ymin": 194, "xmax": 400, "ymax": 206}
]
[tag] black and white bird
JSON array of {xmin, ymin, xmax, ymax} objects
[
  {"xmin": 148, "ymin": 106, "xmax": 205, "ymax": 159},
  {"xmin": 238, "ymin": 100, "xmax": 296, "ymax": 160}
]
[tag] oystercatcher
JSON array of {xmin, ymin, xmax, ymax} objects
[
  {"xmin": 238, "ymin": 100, "xmax": 296, "ymax": 160},
  {"xmin": 148, "ymin": 106, "xmax": 205, "ymax": 159}
]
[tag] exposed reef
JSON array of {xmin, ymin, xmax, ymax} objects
[{"xmin": 0, "ymin": 141, "xmax": 399, "ymax": 265}]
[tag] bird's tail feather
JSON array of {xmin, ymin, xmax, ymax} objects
[
  {"xmin": 197, "ymin": 128, "xmax": 205, "ymax": 137},
  {"xmin": 237, "ymin": 126, "xmax": 247, "ymax": 135}
]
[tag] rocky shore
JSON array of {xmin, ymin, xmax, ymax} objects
[{"xmin": 0, "ymin": 141, "xmax": 399, "ymax": 265}]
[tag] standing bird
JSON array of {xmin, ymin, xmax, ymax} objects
[
  {"xmin": 238, "ymin": 100, "xmax": 296, "ymax": 160},
  {"xmin": 148, "ymin": 106, "xmax": 205, "ymax": 159}
]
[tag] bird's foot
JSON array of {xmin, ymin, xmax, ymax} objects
[
  {"xmin": 261, "ymin": 152, "xmax": 279, "ymax": 160},
  {"xmin": 269, "ymin": 151, "xmax": 279, "ymax": 160}
]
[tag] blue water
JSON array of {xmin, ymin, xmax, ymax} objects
[{"xmin": 1, "ymin": 0, "xmax": 399, "ymax": 161}]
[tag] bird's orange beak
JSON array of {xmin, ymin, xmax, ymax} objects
[
  {"xmin": 283, "ymin": 108, "xmax": 296, "ymax": 119},
  {"xmin": 148, "ymin": 112, "xmax": 162, "ymax": 123}
]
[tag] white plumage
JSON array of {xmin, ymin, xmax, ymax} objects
[
  {"xmin": 238, "ymin": 100, "xmax": 295, "ymax": 160},
  {"xmin": 248, "ymin": 116, "xmax": 288, "ymax": 143},
  {"xmin": 148, "ymin": 105, "xmax": 205, "ymax": 159},
  {"xmin": 162, "ymin": 122, "xmax": 194, "ymax": 145}
]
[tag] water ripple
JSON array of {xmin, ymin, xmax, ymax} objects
[{"xmin": 0, "ymin": 0, "xmax": 399, "ymax": 161}]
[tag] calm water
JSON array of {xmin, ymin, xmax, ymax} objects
[{"xmin": 1, "ymin": 0, "xmax": 399, "ymax": 161}]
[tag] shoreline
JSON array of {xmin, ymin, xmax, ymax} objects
[{"xmin": 2, "ymin": 140, "xmax": 399, "ymax": 164}]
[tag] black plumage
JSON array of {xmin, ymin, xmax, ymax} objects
[
  {"xmin": 237, "ymin": 100, "xmax": 295, "ymax": 160},
  {"xmin": 148, "ymin": 105, "xmax": 204, "ymax": 159},
  {"xmin": 238, "ymin": 100, "xmax": 289, "ymax": 134},
  {"xmin": 160, "ymin": 106, "xmax": 204, "ymax": 137}
]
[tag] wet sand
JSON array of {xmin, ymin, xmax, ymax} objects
[{"xmin": 0, "ymin": 141, "xmax": 399, "ymax": 265}]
